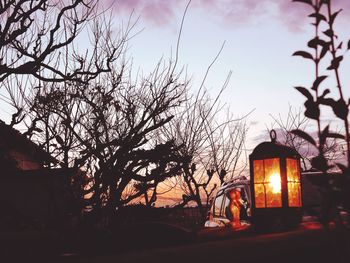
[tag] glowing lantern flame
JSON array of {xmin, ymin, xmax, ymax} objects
[{"xmin": 269, "ymin": 173, "xmax": 281, "ymax": 193}]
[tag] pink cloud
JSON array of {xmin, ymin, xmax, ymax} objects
[
  {"xmin": 142, "ymin": 1, "xmax": 175, "ymax": 26},
  {"xmin": 107, "ymin": 0, "xmax": 179, "ymax": 26},
  {"xmin": 273, "ymin": 1, "xmax": 310, "ymax": 32},
  {"xmin": 106, "ymin": 0, "xmax": 350, "ymax": 32},
  {"xmin": 274, "ymin": 0, "xmax": 350, "ymax": 32},
  {"xmin": 192, "ymin": 0, "xmax": 261, "ymax": 25}
]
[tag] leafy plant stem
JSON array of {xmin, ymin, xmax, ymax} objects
[
  {"xmin": 326, "ymin": 2, "xmax": 350, "ymax": 165},
  {"xmin": 314, "ymin": 0, "xmax": 322, "ymax": 152}
]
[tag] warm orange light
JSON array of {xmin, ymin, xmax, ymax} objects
[
  {"xmin": 269, "ymin": 173, "xmax": 281, "ymax": 194},
  {"xmin": 253, "ymin": 158, "xmax": 282, "ymax": 208},
  {"xmin": 286, "ymin": 158, "xmax": 302, "ymax": 207}
]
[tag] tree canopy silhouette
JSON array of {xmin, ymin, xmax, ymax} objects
[
  {"xmin": 27, "ymin": 57, "xmax": 189, "ymax": 213},
  {"xmin": 0, "ymin": 0, "xmax": 120, "ymax": 83}
]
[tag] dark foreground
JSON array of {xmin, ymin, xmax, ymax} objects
[{"xmin": 2, "ymin": 222, "xmax": 350, "ymax": 263}]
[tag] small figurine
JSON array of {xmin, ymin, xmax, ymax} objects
[{"xmin": 228, "ymin": 189, "xmax": 243, "ymax": 227}]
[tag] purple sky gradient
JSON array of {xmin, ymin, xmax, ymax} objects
[
  {"xmin": 100, "ymin": 0, "xmax": 350, "ymax": 153},
  {"xmin": 108, "ymin": 0, "xmax": 350, "ymax": 31},
  {"xmin": 1, "ymin": 0, "xmax": 348, "ymax": 176}
]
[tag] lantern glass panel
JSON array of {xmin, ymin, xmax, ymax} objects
[
  {"xmin": 253, "ymin": 160, "xmax": 265, "ymax": 208},
  {"xmin": 254, "ymin": 160, "xmax": 264, "ymax": 183},
  {"xmin": 254, "ymin": 184, "xmax": 266, "ymax": 208},
  {"xmin": 264, "ymin": 158, "xmax": 282, "ymax": 207},
  {"xmin": 253, "ymin": 158, "xmax": 282, "ymax": 208},
  {"xmin": 286, "ymin": 158, "xmax": 302, "ymax": 207}
]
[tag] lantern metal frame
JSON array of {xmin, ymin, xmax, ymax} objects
[{"xmin": 249, "ymin": 130, "xmax": 303, "ymax": 228}]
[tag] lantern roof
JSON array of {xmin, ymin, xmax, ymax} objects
[{"xmin": 250, "ymin": 130, "xmax": 301, "ymax": 160}]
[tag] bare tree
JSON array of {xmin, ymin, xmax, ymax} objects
[
  {"xmin": 26, "ymin": 54, "xmax": 189, "ymax": 217},
  {"xmin": 0, "ymin": 0, "xmax": 120, "ymax": 83},
  {"xmin": 204, "ymin": 109, "xmax": 248, "ymax": 185},
  {"xmin": 1, "ymin": 0, "xmax": 195, "ymax": 217},
  {"xmin": 269, "ymin": 106, "xmax": 312, "ymax": 170},
  {"xmin": 161, "ymin": 78, "xmax": 248, "ymax": 220},
  {"xmin": 2, "ymin": 9, "xmax": 133, "ymax": 132},
  {"xmin": 2, "ymin": 0, "xmax": 249, "ymax": 222}
]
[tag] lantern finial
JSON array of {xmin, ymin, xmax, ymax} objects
[{"xmin": 270, "ymin": 129, "xmax": 277, "ymax": 143}]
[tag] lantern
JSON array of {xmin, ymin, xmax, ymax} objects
[{"xmin": 250, "ymin": 130, "xmax": 302, "ymax": 228}]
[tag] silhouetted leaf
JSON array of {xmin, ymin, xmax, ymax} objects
[
  {"xmin": 321, "ymin": 89, "xmax": 330, "ymax": 97},
  {"xmin": 327, "ymin": 132, "xmax": 345, "ymax": 140},
  {"xmin": 318, "ymin": 126, "xmax": 343, "ymax": 146},
  {"xmin": 295, "ymin": 86, "xmax": 313, "ymax": 100},
  {"xmin": 319, "ymin": 97, "xmax": 349, "ymax": 120},
  {"xmin": 330, "ymin": 9, "xmax": 342, "ymax": 25},
  {"xmin": 320, "ymin": 125, "xmax": 330, "ymax": 146},
  {"xmin": 333, "ymin": 99, "xmax": 349, "ymax": 120},
  {"xmin": 308, "ymin": 37, "xmax": 327, "ymax": 49},
  {"xmin": 291, "ymin": 129, "xmax": 317, "ymax": 146},
  {"xmin": 323, "ymin": 29, "xmax": 334, "ymax": 38},
  {"xmin": 307, "ymin": 38, "xmax": 317, "ymax": 49},
  {"xmin": 293, "ymin": 51, "xmax": 314, "ymax": 60},
  {"xmin": 337, "ymin": 42, "xmax": 343, "ymax": 50},
  {"xmin": 304, "ymin": 99, "xmax": 320, "ymax": 120},
  {"xmin": 318, "ymin": 97, "xmax": 334, "ymax": 106},
  {"xmin": 347, "ymin": 40, "xmax": 350, "ymax": 50},
  {"xmin": 295, "ymin": 88, "xmax": 320, "ymax": 120},
  {"xmin": 292, "ymin": 0, "xmax": 313, "ymax": 5},
  {"xmin": 327, "ymin": 56, "xmax": 343, "ymax": 70},
  {"xmin": 309, "ymin": 13, "xmax": 327, "ymax": 25},
  {"xmin": 320, "ymin": 44, "xmax": 330, "ymax": 59},
  {"xmin": 312, "ymin": 75, "xmax": 328, "ymax": 91}
]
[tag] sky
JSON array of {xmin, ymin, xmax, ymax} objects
[
  {"xmin": 105, "ymin": 0, "xmax": 350, "ymax": 150},
  {"xmin": 98, "ymin": 0, "xmax": 350, "ymax": 206},
  {"xmin": 1, "ymin": 0, "xmax": 349, "ymax": 147},
  {"xmin": 1, "ymin": 0, "xmax": 349, "ymax": 207}
]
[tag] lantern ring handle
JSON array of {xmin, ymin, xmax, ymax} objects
[{"xmin": 270, "ymin": 129, "xmax": 277, "ymax": 143}]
